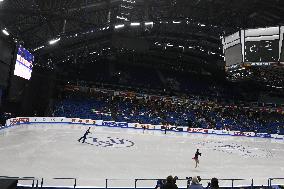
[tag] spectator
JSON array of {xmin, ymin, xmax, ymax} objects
[
  {"xmin": 189, "ymin": 176, "xmax": 203, "ymax": 189},
  {"xmin": 173, "ymin": 176, "xmax": 178, "ymax": 184},
  {"xmin": 209, "ymin": 178, "xmax": 219, "ymax": 189},
  {"xmin": 54, "ymin": 85, "xmax": 284, "ymax": 134},
  {"xmin": 155, "ymin": 179, "xmax": 165, "ymax": 189},
  {"xmin": 163, "ymin": 175, "xmax": 178, "ymax": 189}
]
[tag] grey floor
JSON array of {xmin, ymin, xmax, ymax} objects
[{"xmin": 0, "ymin": 124, "xmax": 284, "ymax": 187}]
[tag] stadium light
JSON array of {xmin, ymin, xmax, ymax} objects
[
  {"xmin": 2, "ymin": 28, "xmax": 9, "ymax": 36},
  {"xmin": 130, "ymin": 22, "xmax": 140, "ymax": 26},
  {"xmin": 173, "ymin": 21, "xmax": 181, "ymax": 24},
  {"xmin": 114, "ymin": 24, "xmax": 125, "ymax": 29},
  {"xmin": 0, "ymin": 0, "xmax": 4, "ymax": 2},
  {"xmin": 116, "ymin": 16, "xmax": 128, "ymax": 21},
  {"xmin": 123, "ymin": 0, "xmax": 136, "ymax": 3},
  {"xmin": 145, "ymin": 22, "xmax": 153, "ymax": 26},
  {"xmin": 33, "ymin": 45, "xmax": 45, "ymax": 52},
  {"xmin": 49, "ymin": 38, "xmax": 61, "ymax": 45}
]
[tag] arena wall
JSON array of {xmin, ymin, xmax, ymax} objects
[{"xmin": 2, "ymin": 117, "xmax": 284, "ymax": 140}]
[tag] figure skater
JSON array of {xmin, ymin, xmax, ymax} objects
[
  {"xmin": 142, "ymin": 125, "xmax": 146, "ymax": 134},
  {"xmin": 78, "ymin": 127, "xmax": 91, "ymax": 143},
  {"xmin": 164, "ymin": 124, "xmax": 168, "ymax": 134},
  {"xmin": 193, "ymin": 149, "xmax": 202, "ymax": 168}
]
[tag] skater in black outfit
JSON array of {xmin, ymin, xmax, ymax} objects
[
  {"xmin": 78, "ymin": 127, "xmax": 91, "ymax": 143},
  {"xmin": 142, "ymin": 125, "xmax": 146, "ymax": 134},
  {"xmin": 192, "ymin": 149, "xmax": 202, "ymax": 168}
]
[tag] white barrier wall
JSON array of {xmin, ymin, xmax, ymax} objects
[{"xmin": 3, "ymin": 117, "xmax": 284, "ymax": 140}]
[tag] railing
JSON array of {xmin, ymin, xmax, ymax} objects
[
  {"xmin": 105, "ymin": 179, "xmax": 135, "ymax": 188},
  {"xmin": 134, "ymin": 178, "xmax": 246, "ymax": 189},
  {"xmin": 1, "ymin": 176, "xmax": 284, "ymax": 188},
  {"xmin": 0, "ymin": 176, "xmax": 39, "ymax": 188},
  {"xmin": 268, "ymin": 177, "xmax": 284, "ymax": 187},
  {"xmin": 46, "ymin": 178, "xmax": 77, "ymax": 188}
]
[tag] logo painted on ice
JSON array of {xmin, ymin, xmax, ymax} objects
[
  {"xmin": 195, "ymin": 141, "xmax": 273, "ymax": 158},
  {"xmin": 86, "ymin": 136, "xmax": 134, "ymax": 148}
]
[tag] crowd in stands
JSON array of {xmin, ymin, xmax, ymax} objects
[
  {"xmin": 54, "ymin": 86, "xmax": 284, "ymax": 134},
  {"xmin": 0, "ymin": 109, "xmax": 12, "ymax": 126}
]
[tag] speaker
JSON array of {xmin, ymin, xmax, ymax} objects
[{"xmin": 0, "ymin": 179, "xmax": 18, "ymax": 189}]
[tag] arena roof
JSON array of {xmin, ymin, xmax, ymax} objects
[{"xmin": 0, "ymin": 0, "xmax": 284, "ymax": 71}]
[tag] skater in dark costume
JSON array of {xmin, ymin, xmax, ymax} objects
[
  {"xmin": 78, "ymin": 127, "xmax": 91, "ymax": 143},
  {"xmin": 164, "ymin": 124, "xmax": 168, "ymax": 134},
  {"xmin": 142, "ymin": 125, "xmax": 146, "ymax": 134},
  {"xmin": 192, "ymin": 149, "xmax": 202, "ymax": 168}
]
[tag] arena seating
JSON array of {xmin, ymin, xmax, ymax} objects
[{"xmin": 54, "ymin": 88, "xmax": 284, "ymax": 134}]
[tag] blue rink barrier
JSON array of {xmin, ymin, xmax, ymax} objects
[
  {"xmin": 255, "ymin": 133, "xmax": 272, "ymax": 138},
  {"xmin": 2, "ymin": 117, "xmax": 284, "ymax": 140}
]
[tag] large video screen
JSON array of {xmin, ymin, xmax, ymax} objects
[
  {"xmin": 14, "ymin": 45, "xmax": 34, "ymax": 80},
  {"xmin": 244, "ymin": 39, "xmax": 279, "ymax": 62},
  {"xmin": 222, "ymin": 31, "xmax": 243, "ymax": 67},
  {"xmin": 224, "ymin": 44, "xmax": 243, "ymax": 66},
  {"xmin": 244, "ymin": 27, "xmax": 280, "ymax": 63}
]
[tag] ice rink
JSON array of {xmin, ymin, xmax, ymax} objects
[{"xmin": 1, "ymin": 123, "xmax": 284, "ymax": 187}]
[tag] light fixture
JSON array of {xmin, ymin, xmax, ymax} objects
[
  {"xmin": 145, "ymin": 22, "xmax": 154, "ymax": 26},
  {"xmin": 114, "ymin": 24, "xmax": 125, "ymax": 29},
  {"xmin": 2, "ymin": 28, "xmax": 9, "ymax": 36},
  {"xmin": 116, "ymin": 16, "xmax": 128, "ymax": 20},
  {"xmin": 49, "ymin": 38, "xmax": 61, "ymax": 45},
  {"xmin": 130, "ymin": 22, "xmax": 140, "ymax": 26},
  {"xmin": 173, "ymin": 21, "xmax": 181, "ymax": 24},
  {"xmin": 33, "ymin": 45, "xmax": 45, "ymax": 52}
]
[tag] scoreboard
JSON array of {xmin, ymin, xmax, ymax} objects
[
  {"xmin": 244, "ymin": 27, "xmax": 279, "ymax": 63},
  {"xmin": 244, "ymin": 40, "xmax": 279, "ymax": 62},
  {"xmin": 222, "ymin": 31, "xmax": 243, "ymax": 66},
  {"xmin": 222, "ymin": 26, "xmax": 284, "ymax": 67},
  {"xmin": 14, "ymin": 45, "xmax": 34, "ymax": 80}
]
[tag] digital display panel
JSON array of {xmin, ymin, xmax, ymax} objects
[
  {"xmin": 224, "ymin": 44, "xmax": 243, "ymax": 66},
  {"xmin": 14, "ymin": 45, "xmax": 34, "ymax": 80},
  {"xmin": 244, "ymin": 39, "xmax": 279, "ymax": 62},
  {"xmin": 222, "ymin": 31, "xmax": 243, "ymax": 67},
  {"xmin": 244, "ymin": 27, "xmax": 280, "ymax": 63}
]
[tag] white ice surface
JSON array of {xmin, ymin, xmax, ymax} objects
[{"xmin": 0, "ymin": 124, "xmax": 284, "ymax": 187}]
